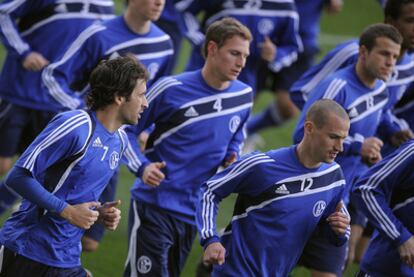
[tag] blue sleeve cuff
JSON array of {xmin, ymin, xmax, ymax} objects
[
  {"xmin": 136, "ymin": 160, "xmax": 151, "ymax": 178},
  {"xmin": 201, "ymin": 236, "xmax": 220, "ymax": 250}
]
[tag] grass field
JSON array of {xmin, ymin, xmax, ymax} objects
[{"xmin": 0, "ymin": 1, "xmax": 383, "ymax": 276}]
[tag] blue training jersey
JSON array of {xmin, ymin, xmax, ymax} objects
[
  {"xmin": 197, "ymin": 147, "xmax": 349, "ymax": 276},
  {"xmin": 0, "ymin": 110, "xmax": 128, "ymax": 268},
  {"xmin": 41, "ymin": 16, "xmax": 174, "ymax": 111},
  {"xmin": 352, "ymin": 139, "xmax": 414, "ymax": 277},
  {"xmin": 290, "ymin": 39, "xmax": 414, "ymax": 113},
  {"xmin": 184, "ymin": 0, "xmax": 303, "ymax": 91},
  {"xmin": 125, "ymin": 69, "xmax": 253, "ymax": 224},
  {"xmin": 293, "ymin": 65, "xmax": 394, "ymax": 193},
  {"xmin": 0, "ymin": 0, "xmax": 115, "ymax": 112}
]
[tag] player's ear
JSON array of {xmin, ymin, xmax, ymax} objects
[
  {"xmin": 207, "ymin": 41, "xmax": 218, "ymax": 57},
  {"xmin": 114, "ymin": 95, "xmax": 125, "ymax": 106},
  {"xmin": 303, "ymin": 121, "xmax": 314, "ymax": 135}
]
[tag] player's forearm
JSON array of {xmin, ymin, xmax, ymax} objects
[{"xmin": 5, "ymin": 166, "xmax": 67, "ymax": 213}]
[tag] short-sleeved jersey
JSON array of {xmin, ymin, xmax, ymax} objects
[
  {"xmin": 0, "ymin": 110, "xmax": 128, "ymax": 268},
  {"xmin": 293, "ymin": 66, "xmax": 390, "ymax": 190},
  {"xmin": 125, "ymin": 70, "xmax": 253, "ymax": 224},
  {"xmin": 0, "ymin": 0, "xmax": 115, "ymax": 112},
  {"xmin": 353, "ymin": 139, "xmax": 414, "ymax": 277},
  {"xmin": 41, "ymin": 16, "xmax": 174, "ymax": 111},
  {"xmin": 197, "ymin": 146, "xmax": 349, "ymax": 276}
]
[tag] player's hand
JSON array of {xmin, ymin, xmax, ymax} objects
[
  {"xmin": 22, "ymin": 51, "xmax": 49, "ymax": 71},
  {"xmin": 398, "ymin": 236, "xmax": 414, "ymax": 268},
  {"xmin": 60, "ymin": 202, "xmax": 100, "ymax": 229},
  {"xmin": 142, "ymin": 161, "xmax": 166, "ymax": 187},
  {"xmin": 259, "ymin": 36, "xmax": 276, "ymax": 63},
  {"xmin": 325, "ymin": 0, "xmax": 343, "ymax": 14},
  {"xmin": 139, "ymin": 131, "xmax": 149, "ymax": 152},
  {"xmin": 390, "ymin": 129, "xmax": 414, "ymax": 147},
  {"xmin": 361, "ymin": 137, "xmax": 383, "ymax": 165},
  {"xmin": 97, "ymin": 200, "xmax": 121, "ymax": 231},
  {"xmin": 222, "ymin": 152, "xmax": 237, "ymax": 168},
  {"xmin": 204, "ymin": 242, "xmax": 226, "ymax": 265},
  {"xmin": 326, "ymin": 202, "xmax": 350, "ymax": 236}
]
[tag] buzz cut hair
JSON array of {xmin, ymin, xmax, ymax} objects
[
  {"xmin": 306, "ymin": 99, "xmax": 349, "ymax": 129},
  {"xmin": 202, "ymin": 17, "xmax": 252, "ymax": 58}
]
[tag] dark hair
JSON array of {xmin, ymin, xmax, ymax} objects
[
  {"xmin": 306, "ymin": 99, "xmax": 349, "ymax": 129},
  {"xmin": 87, "ymin": 56, "xmax": 149, "ymax": 110},
  {"xmin": 202, "ymin": 17, "xmax": 252, "ymax": 58},
  {"xmin": 384, "ymin": 0, "xmax": 414, "ymax": 20},
  {"xmin": 359, "ymin": 23, "xmax": 403, "ymax": 51}
]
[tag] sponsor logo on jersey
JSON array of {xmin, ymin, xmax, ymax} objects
[
  {"xmin": 184, "ymin": 106, "xmax": 199, "ymax": 117},
  {"xmin": 109, "ymin": 151, "xmax": 119, "ymax": 170},
  {"xmin": 275, "ymin": 184, "xmax": 290, "ymax": 195},
  {"xmin": 137, "ymin": 255, "xmax": 152, "ymax": 274},
  {"xmin": 92, "ymin": 137, "xmax": 103, "ymax": 148},
  {"xmin": 313, "ymin": 200, "xmax": 326, "ymax": 217},
  {"xmin": 229, "ymin": 115, "xmax": 241, "ymax": 133}
]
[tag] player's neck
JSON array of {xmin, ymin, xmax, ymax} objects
[
  {"xmin": 124, "ymin": 10, "xmax": 150, "ymax": 34},
  {"xmin": 201, "ymin": 65, "xmax": 230, "ymax": 90},
  {"xmin": 96, "ymin": 109, "xmax": 123, "ymax": 133},
  {"xmin": 296, "ymin": 141, "xmax": 322, "ymax": 169},
  {"xmin": 355, "ymin": 62, "xmax": 376, "ymax": 88}
]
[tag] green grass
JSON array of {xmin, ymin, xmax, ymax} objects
[{"xmin": 0, "ymin": 0, "xmax": 383, "ymax": 276}]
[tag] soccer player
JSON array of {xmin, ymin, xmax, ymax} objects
[
  {"xmin": 197, "ymin": 99, "xmax": 350, "ymax": 276},
  {"xmin": 0, "ymin": 56, "xmax": 147, "ymax": 276},
  {"xmin": 40, "ymin": 0, "xmax": 173, "ymax": 252},
  {"xmin": 123, "ymin": 17, "xmax": 253, "ymax": 276},
  {"xmin": 0, "ymin": 0, "xmax": 115, "ymax": 214},
  {"xmin": 246, "ymin": 0, "xmax": 344, "ymax": 135},
  {"xmin": 293, "ymin": 23, "xmax": 403, "ymax": 277},
  {"xmin": 352, "ymin": 139, "xmax": 414, "ymax": 276}
]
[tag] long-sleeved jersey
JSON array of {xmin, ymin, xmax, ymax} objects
[
  {"xmin": 352, "ymin": 139, "xmax": 414, "ymax": 277},
  {"xmin": 290, "ymin": 39, "xmax": 414, "ymax": 113},
  {"xmin": 41, "ymin": 16, "xmax": 174, "ymax": 111},
  {"xmin": 197, "ymin": 147, "xmax": 349, "ymax": 276},
  {"xmin": 125, "ymin": 70, "xmax": 253, "ymax": 224},
  {"xmin": 183, "ymin": 0, "xmax": 303, "ymax": 91},
  {"xmin": 293, "ymin": 66, "xmax": 395, "ymax": 194},
  {"xmin": 0, "ymin": 0, "xmax": 115, "ymax": 112},
  {"xmin": 0, "ymin": 110, "xmax": 128, "ymax": 267}
]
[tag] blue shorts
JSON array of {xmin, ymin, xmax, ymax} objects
[
  {"xmin": 0, "ymin": 246, "xmax": 87, "ymax": 277},
  {"xmin": 257, "ymin": 49, "xmax": 317, "ymax": 92},
  {"xmin": 0, "ymin": 101, "xmax": 54, "ymax": 157},
  {"xmin": 298, "ymin": 228, "xmax": 347, "ymax": 276},
  {"xmin": 83, "ymin": 170, "xmax": 119, "ymax": 242},
  {"xmin": 124, "ymin": 200, "xmax": 197, "ymax": 277}
]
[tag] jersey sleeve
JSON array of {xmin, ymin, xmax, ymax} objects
[
  {"xmin": 41, "ymin": 24, "xmax": 106, "ymax": 110},
  {"xmin": 352, "ymin": 142, "xmax": 414, "ymax": 247},
  {"xmin": 15, "ymin": 110, "xmax": 93, "ymax": 176},
  {"xmin": 268, "ymin": 8, "xmax": 303, "ymax": 72},
  {"xmin": 0, "ymin": 0, "xmax": 48, "ymax": 59},
  {"xmin": 196, "ymin": 152, "xmax": 275, "ymax": 248}
]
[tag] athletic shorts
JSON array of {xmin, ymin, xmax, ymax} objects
[
  {"xmin": 0, "ymin": 246, "xmax": 87, "ymax": 277},
  {"xmin": 123, "ymin": 200, "xmax": 197, "ymax": 277},
  {"xmin": 257, "ymin": 49, "xmax": 317, "ymax": 92},
  {"xmin": 297, "ymin": 229, "xmax": 347, "ymax": 276},
  {"xmin": 0, "ymin": 101, "xmax": 54, "ymax": 157}
]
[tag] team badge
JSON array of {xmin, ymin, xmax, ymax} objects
[
  {"xmin": 258, "ymin": 19, "xmax": 274, "ymax": 35},
  {"xmin": 229, "ymin": 115, "xmax": 241, "ymax": 133},
  {"xmin": 147, "ymin": 62, "xmax": 160, "ymax": 80},
  {"xmin": 137, "ymin": 255, "xmax": 152, "ymax": 274},
  {"xmin": 312, "ymin": 200, "xmax": 326, "ymax": 217},
  {"xmin": 109, "ymin": 151, "xmax": 119, "ymax": 170}
]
